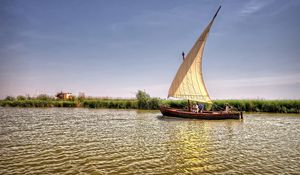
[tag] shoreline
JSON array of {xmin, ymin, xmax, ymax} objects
[
  {"xmin": 2, "ymin": 107, "xmax": 300, "ymax": 116},
  {"xmin": 1, "ymin": 99, "xmax": 299, "ymax": 114}
]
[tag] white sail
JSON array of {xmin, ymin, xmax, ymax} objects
[{"xmin": 168, "ymin": 6, "xmax": 221, "ymax": 103}]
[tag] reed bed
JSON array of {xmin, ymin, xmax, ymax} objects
[
  {"xmin": 0, "ymin": 95, "xmax": 299, "ymax": 113},
  {"xmin": 212, "ymin": 99, "xmax": 300, "ymax": 113}
]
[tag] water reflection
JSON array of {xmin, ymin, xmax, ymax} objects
[
  {"xmin": 158, "ymin": 116, "xmax": 245, "ymax": 174},
  {"xmin": 0, "ymin": 108, "xmax": 299, "ymax": 174}
]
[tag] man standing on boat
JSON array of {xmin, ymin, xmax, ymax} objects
[
  {"xmin": 192, "ymin": 103, "xmax": 198, "ymax": 113},
  {"xmin": 224, "ymin": 104, "xmax": 231, "ymax": 113},
  {"xmin": 198, "ymin": 103, "xmax": 204, "ymax": 113}
]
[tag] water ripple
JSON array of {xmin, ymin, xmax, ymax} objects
[{"xmin": 0, "ymin": 108, "xmax": 299, "ymax": 174}]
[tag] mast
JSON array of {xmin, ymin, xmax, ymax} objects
[{"xmin": 213, "ymin": 6, "xmax": 221, "ymax": 21}]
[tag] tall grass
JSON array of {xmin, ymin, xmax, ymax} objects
[
  {"xmin": 0, "ymin": 100, "xmax": 77, "ymax": 108},
  {"xmin": 82, "ymin": 99, "xmax": 138, "ymax": 109},
  {"xmin": 211, "ymin": 99, "xmax": 300, "ymax": 113},
  {"xmin": 0, "ymin": 95, "xmax": 299, "ymax": 113},
  {"xmin": 160, "ymin": 99, "xmax": 188, "ymax": 109}
]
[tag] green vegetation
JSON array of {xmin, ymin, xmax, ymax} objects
[
  {"xmin": 82, "ymin": 99, "xmax": 137, "ymax": 109},
  {"xmin": 136, "ymin": 90, "xmax": 160, "ymax": 109},
  {"xmin": 211, "ymin": 99, "xmax": 300, "ymax": 113},
  {"xmin": 0, "ymin": 92, "xmax": 299, "ymax": 113}
]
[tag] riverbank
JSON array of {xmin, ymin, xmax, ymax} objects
[{"xmin": 1, "ymin": 98, "xmax": 299, "ymax": 113}]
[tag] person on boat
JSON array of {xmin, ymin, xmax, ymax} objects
[
  {"xmin": 191, "ymin": 104, "xmax": 195, "ymax": 112},
  {"xmin": 198, "ymin": 103, "xmax": 204, "ymax": 113},
  {"xmin": 192, "ymin": 103, "xmax": 198, "ymax": 113},
  {"xmin": 224, "ymin": 104, "xmax": 231, "ymax": 113},
  {"xmin": 195, "ymin": 104, "xmax": 199, "ymax": 113}
]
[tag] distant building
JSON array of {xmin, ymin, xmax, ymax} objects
[{"xmin": 56, "ymin": 92, "xmax": 73, "ymax": 100}]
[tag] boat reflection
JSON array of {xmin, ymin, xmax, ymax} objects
[{"xmin": 158, "ymin": 117, "xmax": 243, "ymax": 173}]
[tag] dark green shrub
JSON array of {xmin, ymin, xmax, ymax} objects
[
  {"xmin": 136, "ymin": 90, "xmax": 151, "ymax": 109},
  {"xmin": 149, "ymin": 98, "xmax": 160, "ymax": 110},
  {"xmin": 17, "ymin": 96, "xmax": 26, "ymax": 101},
  {"xmin": 62, "ymin": 101, "xmax": 76, "ymax": 107},
  {"xmin": 4, "ymin": 96, "xmax": 15, "ymax": 101}
]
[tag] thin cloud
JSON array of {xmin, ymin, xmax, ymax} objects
[
  {"xmin": 239, "ymin": 0, "xmax": 272, "ymax": 16},
  {"xmin": 208, "ymin": 73, "xmax": 300, "ymax": 88}
]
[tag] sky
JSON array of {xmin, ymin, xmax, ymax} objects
[{"xmin": 1, "ymin": 0, "xmax": 300, "ymax": 99}]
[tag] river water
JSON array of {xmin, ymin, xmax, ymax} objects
[{"xmin": 0, "ymin": 108, "xmax": 299, "ymax": 174}]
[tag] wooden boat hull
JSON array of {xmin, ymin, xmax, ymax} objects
[{"xmin": 160, "ymin": 106, "xmax": 242, "ymax": 120}]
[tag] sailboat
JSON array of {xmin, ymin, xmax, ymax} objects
[{"xmin": 160, "ymin": 6, "xmax": 242, "ymax": 120}]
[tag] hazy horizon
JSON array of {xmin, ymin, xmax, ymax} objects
[{"xmin": 1, "ymin": 0, "xmax": 300, "ymax": 100}]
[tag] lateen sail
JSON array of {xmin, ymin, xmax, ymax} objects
[{"xmin": 168, "ymin": 6, "xmax": 221, "ymax": 103}]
